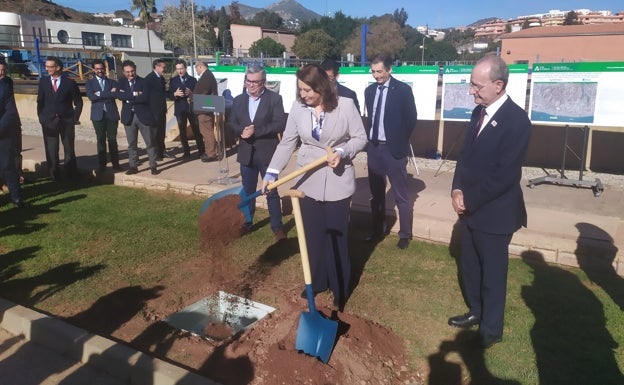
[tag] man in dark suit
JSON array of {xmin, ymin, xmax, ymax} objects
[
  {"xmin": 85, "ymin": 59, "xmax": 122, "ymax": 172},
  {"xmin": 448, "ymin": 55, "xmax": 531, "ymax": 349},
  {"xmin": 36, "ymin": 56, "xmax": 83, "ymax": 180},
  {"xmin": 168, "ymin": 59, "xmax": 204, "ymax": 159},
  {"xmin": 228, "ymin": 65, "xmax": 286, "ymax": 240},
  {"xmin": 0, "ymin": 60, "xmax": 25, "ymax": 207},
  {"xmin": 320, "ymin": 58, "xmax": 360, "ymax": 113},
  {"xmin": 116, "ymin": 60, "xmax": 159, "ymax": 175},
  {"xmin": 193, "ymin": 61, "xmax": 219, "ymax": 162},
  {"xmin": 364, "ymin": 54, "xmax": 417, "ymax": 249},
  {"xmin": 145, "ymin": 58, "xmax": 170, "ymax": 160}
]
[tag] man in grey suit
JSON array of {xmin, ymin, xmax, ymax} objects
[
  {"xmin": 228, "ymin": 65, "xmax": 286, "ymax": 240},
  {"xmin": 85, "ymin": 59, "xmax": 121, "ymax": 172},
  {"xmin": 116, "ymin": 60, "xmax": 159, "ymax": 175},
  {"xmin": 364, "ymin": 54, "xmax": 417, "ymax": 249}
]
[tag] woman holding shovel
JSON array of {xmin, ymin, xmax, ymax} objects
[{"xmin": 262, "ymin": 64, "xmax": 367, "ymax": 310}]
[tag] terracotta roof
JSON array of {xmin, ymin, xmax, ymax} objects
[{"xmin": 501, "ymin": 23, "xmax": 624, "ymax": 39}]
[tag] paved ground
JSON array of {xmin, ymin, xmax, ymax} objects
[{"xmin": 2, "ymin": 122, "xmax": 623, "ymax": 384}]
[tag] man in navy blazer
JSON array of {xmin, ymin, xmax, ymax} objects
[
  {"xmin": 228, "ymin": 65, "xmax": 286, "ymax": 239},
  {"xmin": 36, "ymin": 56, "xmax": 83, "ymax": 181},
  {"xmin": 168, "ymin": 59, "xmax": 203, "ymax": 158},
  {"xmin": 448, "ymin": 55, "xmax": 531, "ymax": 349},
  {"xmin": 320, "ymin": 59, "xmax": 360, "ymax": 113},
  {"xmin": 116, "ymin": 60, "xmax": 159, "ymax": 175},
  {"xmin": 85, "ymin": 59, "xmax": 121, "ymax": 172},
  {"xmin": 364, "ymin": 54, "xmax": 417, "ymax": 249}
]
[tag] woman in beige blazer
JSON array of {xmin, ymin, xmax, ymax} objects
[{"xmin": 263, "ymin": 64, "xmax": 367, "ymax": 310}]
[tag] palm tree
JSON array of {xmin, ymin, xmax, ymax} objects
[{"xmin": 132, "ymin": 0, "xmax": 157, "ymax": 61}]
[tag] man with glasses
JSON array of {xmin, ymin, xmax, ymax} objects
[
  {"xmin": 37, "ymin": 56, "xmax": 83, "ymax": 181},
  {"xmin": 448, "ymin": 54, "xmax": 531, "ymax": 349},
  {"xmin": 228, "ymin": 65, "xmax": 286, "ymax": 240},
  {"xmin": 193, "ymin": 61, "xmax": 219, "ymax": 162},
  {"xmin": 168, "ymin": 59, "xmax": 203, "ymax": 159},
  {"xmin": 85, "ymin": 59, "xmax": 122, "ymax": 172}
]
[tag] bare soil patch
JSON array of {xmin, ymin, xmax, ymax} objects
[{"xmin": 62, "ymin": 195, "xmax": 417, "ymax": 384}]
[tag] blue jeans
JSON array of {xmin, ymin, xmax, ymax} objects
[{"xmin": 240, "ymin": 152, "xmax": 282, "ymax": 231}]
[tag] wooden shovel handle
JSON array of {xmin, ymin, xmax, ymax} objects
[
  {"xmin": 287, "ymin": 190, "xmax": 313, "ymax": 285},
  {"xmin": 266, "ymin": 147, "xmax": 333, "ymax": 192}
]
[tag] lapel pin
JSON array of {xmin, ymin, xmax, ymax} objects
[{"xmin": 491, "ymin": 120, "xmax": 497, "ymax": 127}]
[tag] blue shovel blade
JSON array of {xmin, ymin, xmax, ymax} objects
[
  {"xmin": 295, "ymin": 309, "xmax": 338, "ymax": 364},
  {"xmin": 199, "ymin": 186, "xmax": 253, "ymax": 223}
]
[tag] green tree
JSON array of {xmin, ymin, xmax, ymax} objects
[
  {"xmin": 217, "ymin": 6, "xmax": 232, "ymax": 54},
  {"xmin": 249, "ymin": 37, "xmax": 286, "ymax": 57},
  {"xmin": 292, "ymin": 29, "xmax": 336, "ymax": 60},
  {"xmin": 229, "ymin": 1, "xmax": 243, "ymax": 24},
  {"xmin": 249, "ymin": 10, "xmax": 283, "ymax": 29},
  {"xmin": 343, "ymin": 15, "xmax": 406, "ymax": 62},
  {"xmin": 393, "ymin": 8, "xmax": 408, "ymax": 28},
  {"xmin": 131, "ymin": 0, "xmax": 157, "ymax": 60},
  {"xmin": 299, "ymin": 11, "xmax": 359, "ymax": 56},
  {"xmin": 563, "ymin": 11, "xmax": 580, "ymax": 25},
  {"xmin": 160, "ymin": 0, "xmax": 215, "ymax": 56}
]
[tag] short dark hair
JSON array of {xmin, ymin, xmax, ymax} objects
[
  {"xmin": 93, "ymin": 59, "xmax": 104, "ymax": 67},
  {"xmin": 46, "ymin": 56, "xmax": 63, "ymax": 71},
  {"xmin": 370, "ymin": 54, "xmax": 393, "ymax": 71},
  {"xmin": 175, "ymin": 59, "xmax": 187, "ymax": 67},
  {"xmin": 296, "ymin": 64, "xmax": 338, "ymax": 112},
  {"xmin": 121, "ymin": 60, "xmax": 136, "ymax": 70},
  {"xmin": 152, "ymin": 58, "xmax": 166, "ymax": 68},
  {"xmin": 319, "ymin": 59, "xmax": 339, "ymax": 76}
]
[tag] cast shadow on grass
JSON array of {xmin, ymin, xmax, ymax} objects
[
  {"xmin": 521, "ymin": 250, "xmax": 624, "ymax": 385},
  {"xmin": 428, "ymin": 330, "xmax": 521, "ymax": 385},
  {"xmin": 1, "ymin": 177, "xmax": 91, "ymax": 237},
  {"xmin": 575, "ymin": 222, "xmax": 624, "ymax": 311},
  {"xmin": 0, "ymin": 262, "xmax": 105, "ymax": 306},
  {"xmin": 0, "ymin": 246, "xmax": 40, "ymax": 282}
]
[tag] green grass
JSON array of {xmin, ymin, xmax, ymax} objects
[{"xmin": 1, "ymin": 177, "xmax": 623, "ymax": 384}]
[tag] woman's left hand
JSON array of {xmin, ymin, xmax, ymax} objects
[{"xmin": 327, "ymin": 151, "xmax": 341, "ymax": 168}]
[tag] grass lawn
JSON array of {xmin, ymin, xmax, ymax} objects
[{"xmin": 1, "ymin": 177, "xmax": 623, "ymax": 384}]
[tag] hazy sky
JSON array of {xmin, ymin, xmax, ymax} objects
[{"xmin": 53, "ymin": 0, "xmax": 624, "ymax": 28}]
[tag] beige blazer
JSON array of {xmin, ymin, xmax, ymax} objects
[{"xmin": 268, "ymin": 97, "xmax": 367, "ymax": 201}]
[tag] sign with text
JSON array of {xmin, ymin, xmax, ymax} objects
[{"xmin": 529, "ymin": 62, "xmax": 624, "ymax": 127}]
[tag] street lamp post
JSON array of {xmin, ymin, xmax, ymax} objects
[{"xmin": 421, "ymin": 35, "xmax": 425, "ymax": 65}]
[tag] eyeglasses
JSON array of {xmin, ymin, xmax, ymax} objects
[
  {"xmin": 245, "ymin": 79, "xmax": 265, "ymax": 86},
  {"xmin": 469, "ymin": 81, "xmax": 495, "ymax": 92}
]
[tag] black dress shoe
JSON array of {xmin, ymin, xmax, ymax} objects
[
  {"xmin": 13, "ymin": 200, "xmax": 27, "ymax": 208},
  {"xmin": 112, "ymin": 164, "xmax": 124, "ymax": 172},
  {"xmin": 125, "ymin": 167, "xmax": 139, "ymax": 175},
  {"xmin": 448, "ymin": 313, "xmax": 480, "ymax": 328},
  {"xmin": 150, "ymin": 167, "xmax": 160, "ymax": 175},
  {"xmin": 397, "ymin": 238, "xmax": 410, "ymax": 249}
]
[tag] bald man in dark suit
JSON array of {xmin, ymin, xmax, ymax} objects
[{"xmin": 448, "ymin": 55, "xmax": 531, "ymax": 349}]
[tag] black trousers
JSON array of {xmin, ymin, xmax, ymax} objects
[{"xmin": 300, "ymin": 196, "xmax": 352, "ymax": 302}]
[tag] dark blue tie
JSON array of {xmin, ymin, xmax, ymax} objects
[{"xmin": 372, "ymin": 85, "xmax": 385, "ymax": 145}]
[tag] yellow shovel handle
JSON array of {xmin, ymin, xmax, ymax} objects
[
  {"xmin": 284, "ymin": 189, "xmax": 312, "ymax": 285},
  {"xmin": 266, "ymin": 147, "xmax": 333, "ymax": 192}
]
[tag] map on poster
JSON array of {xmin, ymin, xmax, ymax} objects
[
  {"xmin": 529, "ymin": 62, "xmax": 624, "ymax": 127},
  {"xmin": 441, "ymin": 64, "xmax": 529, "ymax": 121}
]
